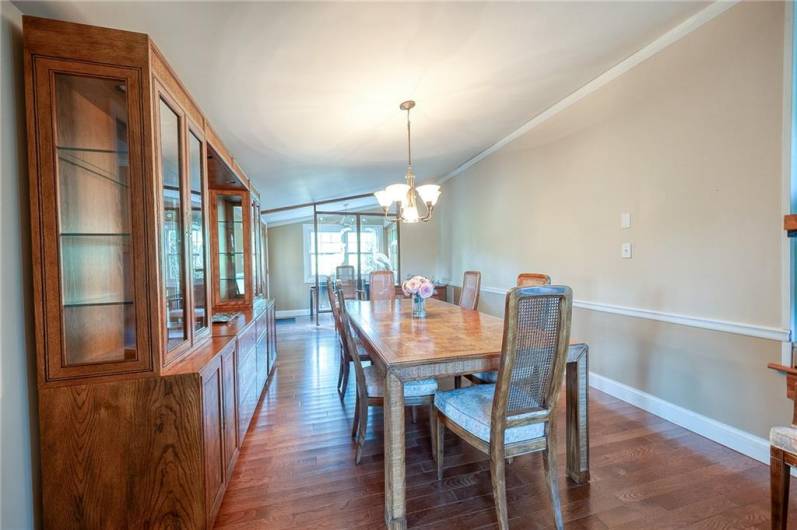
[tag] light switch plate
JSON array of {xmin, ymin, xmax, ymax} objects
[
  {"xmin": 621, "ymin": 212, "xmax": 631, "ymax": 229},
  {"xmin": 621, "ymin": 242, "xmax": 632, "ymax": 258}
]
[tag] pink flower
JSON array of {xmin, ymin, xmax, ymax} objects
[
  {"xmin": 417, "ymin": 280, "xmax": 435, "ymax": 300},
  {"xmin": 403, "ymin": 277, "xmax": 421, "ymax": 295}
]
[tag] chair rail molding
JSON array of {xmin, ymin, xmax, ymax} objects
[{"xmin": 449, "ymin": 283, "xmax": 790, "ymax": 342}]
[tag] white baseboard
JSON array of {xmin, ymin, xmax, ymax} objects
[
  {"xmin": 589, "ymin": 372, "xmax": 774, "ymax": 468},
  {"xmin": 275, "ymin": 309, "xmax": 310, "ymax": 319}
]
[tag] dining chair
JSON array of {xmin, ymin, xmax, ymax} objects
[
  {"xmin": 434, "ymin": 285, "xmax": 572, "ymax": 530},
  {"xmin": 516, "ymin": 272, "xmax": 551, "ymax": 287},
  {"xmin": 369, "ymin": 270, "xmax": 396, "ymax": 301},
  {"xmin": 336, "ymin": 288, "xmax": 438, "ymax": 464},
  {"xmin": 458, "ymin": 271, "xmax": 481, "ymax": 310},
  {"xmin": 771, "ymin": 409, "xmax": 797, "ymax": 529},
  {"xmin": 328, "ymin": 276, "xmax": 369, "ymax": 399},
  {"xmin": 466, "ymin": 273, "xmax": 553, "ymax": 385},
  {"xmin": 336, "ymin": 265, "xmax": 358, "ymax": 300}
]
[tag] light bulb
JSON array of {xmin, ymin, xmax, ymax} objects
[{"xmin": 402, "ymin": 205, "xmax": 420, "ymax": 223}]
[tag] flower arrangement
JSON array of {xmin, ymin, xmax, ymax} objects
[{"xmin": 402, "ymin": 275, "xmax": 435, "ymax": 317}]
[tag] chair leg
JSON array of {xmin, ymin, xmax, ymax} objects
[
  {"xmin": 339, "ymin": 360, "xmax": 350, "ymax": 400},
  {"xmin": 351, "ymin": 393, "xmax": 360, "ymax": 439},
  {"xmin": 336, "ymin": 354, "xmax": 345, "ymax": 397},
  {"xmin": 429, "ymin": 403, "xmax": 437, "ymax": 463},
  {"xmin": 454, "ymin": 376, "xmax": 461, "ymax": 389},
  {"xmin": 355, "ymin": 398, "xmax": 368, "ymax": 464},
  {"xmin": 543, "ymin": 442, "xmax": 564, "ymax": 530},
  {"xmin": 772, "ymin": 447, "xmax": 790, "ymax": 530},
  {"xmin": 436, "ymin": 411, "xmax": 445, "ymax": 480},
  {"xmin": 411, "ymin": 406, "xmax": 418, "ymax": 424},
  {"xmin": 490, "ymin": 448, "xmax": 509, "ymax": 530}
]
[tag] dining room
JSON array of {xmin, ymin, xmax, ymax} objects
[{"xmin": 2, "ymin": 1, "xmax": 797, "ymax": 529}]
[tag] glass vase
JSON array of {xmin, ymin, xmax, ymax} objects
[{"xmin": 412, "ymin": 294, "xmax": 426, "ymax": 318}]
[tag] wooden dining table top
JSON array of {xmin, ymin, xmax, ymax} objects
[
  {"xmin": 346, "ymin": 297, "xmax": 582, "ymax": 369},
  {"xmin": 346, "ymin": 298, "xmax": 503, "ymax": 367}
]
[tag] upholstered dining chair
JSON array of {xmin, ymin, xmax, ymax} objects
[
  {"xmin": 459, "ymin": 271, "xmax": 481, "ymax": 311},
  {"xmin": 336, "ymin": 265, "xmax": 358, "ymax": 300},
  {"xmin": 336, "ymin": 288, "xmax": 438, "ymax": 464},
  {"xmin": 771, "ymin": 414, "xmax": 797, "ymax": 528},
  {"xmin": 516, "ymin": 272, "xmax": 552, "ymax": 287},
  {"xmin": 369, "ymin": 270, "xmax": 396, "ymax": 301},
  {"xmin": 466, "ymin": 273, "xmax": 553, "ymax": 386},
  {"xmin": 328, "ymin": 276, "xmax": 369, "ymax": 399},
  {"xmin": 434, "ymin": 285, "xmax": 572, "ymax": 530}
]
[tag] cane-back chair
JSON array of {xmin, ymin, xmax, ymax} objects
[
  {"xmin": 458, "ymin": 271, "xmax": 481, "ymax": 311},
  {"xmin": 336, "ymin": 265, "xmax": 358, "ymax": 300},
  {"xmin": 328, "ymin": 276, "xmax": 369, "ymax": 398},
  {"xmin": 466, "ymin": 273, "xmax": 553, "ymax": 385},
  {"xmin": 369, "ymin": 270, "xmax": 396, "ymax": 301},
  {"xmin": 336, "ymin": 288, "xmax": 438, "ymax": 464},
  {"xmin": 434, "ymin": 285, "xmax": 573, "ymax": 530}
]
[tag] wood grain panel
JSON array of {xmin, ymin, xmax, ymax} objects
[
  {"xmin": 23, "ymin": 16, "xmax": 149, "ymax": 67},
  {"xmin": 202, "ymin": 358, "xmax": 225, "ymax": 524},
  {"xmin": 39, "ymin": 376, "xmax": 205, "ymax": 529}
]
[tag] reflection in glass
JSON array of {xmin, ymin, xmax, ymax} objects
[
  {"xmin": 159, "ymin": 99, "xmax": 186, "ymax": 350},
  {"xmin": 189, "ymin": 132, "xmax": 207, "ymax": 331},
  {"xmin": 55, "ymin": 73, "xmax": 136, "ymax": 365},
  {"xmin": 217, "ymin": 193, "xmax": 246, "ymax": 302}
]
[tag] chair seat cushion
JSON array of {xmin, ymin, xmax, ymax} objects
[
  {"xmin": 470, "ymin": 371, "xmax": 497, "ymax": 383},
  {"xmin": 434, "ymin": 384, "xmax": 545, "ymax": 444},
  {"xmin": 771, "ymin": 426, "xmax": 797, "ymax": 454},
  {"xmin": 363, "ymin": 365, "xmax": 437, "ymax": 398}
]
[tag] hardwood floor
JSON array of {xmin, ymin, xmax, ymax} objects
[{"xmin": 215, "ymin": 315, "xmax": 786, "ymax": 529}]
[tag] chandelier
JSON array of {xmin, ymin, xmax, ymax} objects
[{"xmin": 374, "ymin": 100, "xmax": 440, "ymax": 223}]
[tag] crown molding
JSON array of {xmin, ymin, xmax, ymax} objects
[{"xmin": 438, "ymin": 0, "xmax": 739, "ymax": 185}]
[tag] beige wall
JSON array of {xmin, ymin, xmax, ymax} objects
[
  {"xmin": 1, "ymin": 1, "xmax": 40, "ymax": 528},
  {"xmin": 399, "ymin": 216, "xmax": 440, "ymax": 281},
  {"xmin": 436, "ymin": 1, "xmax": 792, "ymax": 438},
  {"xmin": 268, "ymin": 222, "xmax": 309, "ymax": 312}
]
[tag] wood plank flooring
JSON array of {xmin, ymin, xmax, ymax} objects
[{"xmin": 215, "ymin": 315, "xmax": 788, "ymax": 529}]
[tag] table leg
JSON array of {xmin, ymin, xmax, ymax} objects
[
  {"xmin": 384, "ymin": 371, "xmax": 407, "ymax": 529},
  {"xmin": 566, "ymin": 344, "xmax": 590, "ymax": 483}
]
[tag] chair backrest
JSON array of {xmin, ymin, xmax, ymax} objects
[
  {"xmin": 516, "ymin": 273, "xmax": 551, "ymax": 287},
  {"xmin": 335, "ymin": 288, "xmax": 368, "ymax": 398},
  {"xmin": 336, "ymin": 265, "xmax": 357, "ymax": 299},
  {"xmin": 369, "ymin": 270, "xmax": 396, "ymax": 301},
  {"xmin": 459, "ymin": 271, "xmax": 481, "ymax": 310},
  {"xmin": 326, "ymin": 275, "xmax": 343, "ymax": 332},
  {"xmin": 491, "ymin": 285, "xmax": 572, "ymax": 441}
]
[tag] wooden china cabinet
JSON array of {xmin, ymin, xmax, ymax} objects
[{"xmin": 23, "ymin": 16, "xmax": 276, "ymax": 529}]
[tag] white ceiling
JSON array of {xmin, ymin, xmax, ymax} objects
[{"xmin": 16, "ymin": 1, "xmax": 709, "ymax": 210}]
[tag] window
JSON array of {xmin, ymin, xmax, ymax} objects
[{"xmin": 302, "ymin": 223, "xmax": 385, "ymax": 283}]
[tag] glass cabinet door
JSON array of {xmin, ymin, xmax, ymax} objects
[
  {"xmin": 158, "ymin": 97, "xmax": 188, "ymax": 351},
  {"xmin": 214, "ymin": 191, "xmax": 250, "ymax": 307},
  {"xmin": 34, "ymin": 58, "xmax": 151, "ymax": 380},
  {"xmin": 188, "ymin": 130, "xmax": 209, "ymax": 333},
  {"xmin": 251, "ymin": 199, "xmax": 263, "ymax": 298}
]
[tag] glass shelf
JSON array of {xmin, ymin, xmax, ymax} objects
[
  {"xmin": 63, "ymin": 301, "xmax": 133, "ymax": 308},
  {"xmin": 61, "ymin": 232, "xmax": 131, "ymax": 237},
  {"xmin": 57, "ymin": 146, "xmax": 129, "ymax": 189}
]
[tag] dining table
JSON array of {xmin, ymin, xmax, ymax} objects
[{"xmin": 346, "ymin": 297, "xmax": 590, "ymax": 530}]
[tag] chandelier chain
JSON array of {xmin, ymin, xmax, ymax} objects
[{"xmin": 406, "ymin": 107, "xmax": 412, "ymax": 168}]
